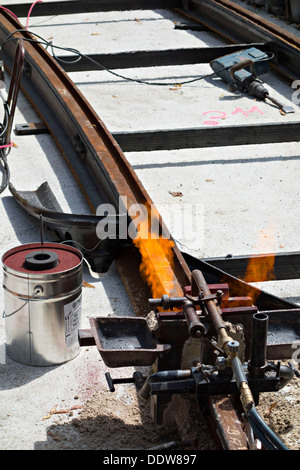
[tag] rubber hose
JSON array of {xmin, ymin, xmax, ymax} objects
[
  {"xmin": 247, "ymin": 406, "xmax": 288, "ymax": 450},
  {"xmin": 247, "ymin": 414, "xmax": 277, "ymax": 450}
]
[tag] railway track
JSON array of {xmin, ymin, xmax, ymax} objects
[{"xmin": 0, "ymin": 0, "xmax": 299, "ymax": 451}]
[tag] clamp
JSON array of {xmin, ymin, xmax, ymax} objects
[{"xmin": 148, "ymin": 288, "xmax": 224, "ymax": 339}]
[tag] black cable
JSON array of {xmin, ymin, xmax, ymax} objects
[
  {"xmin": 247, "ymin": 406, "xmax": 288, "ymax": 450},
  {"xmin": 0, "ymin": 29, "xmax": 277, "ymax": 89},
  {"xmin": 0, "ymin": 28, "xmax": 226, "ymax": 87},
  {"xmin": 16, "ymin": 29, "xmax": 274, "ymax": 87},
  {"xmin": 0, "ymin": 28, "xmax": 275, "ymax": 194},
  {"xmin": 0, "ymin": 102, "xmax": 10, "ymax": 138},
  {"xmin": 0, "ymin": 150, "xmax": 10, "ymax": 194},
  {"xmin": 247, "ymin": 412, "xmax": 279, "ymax": 450},
  {"xmin": 0, "ymin": 100, "xmax": 11, "ymax": 194}
]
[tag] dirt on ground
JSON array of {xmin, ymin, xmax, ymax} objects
[
  {"xmin": 43, "ymin": 362, "xmax": 300, "ymax": 450},
  {"xmin": 257, "ymin": 374, "xmax": 300, "ymax": 450}
]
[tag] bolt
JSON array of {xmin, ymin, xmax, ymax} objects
[
  {"xmin": 227, "ymin": 340, "xmax": 239, "ymax": 353},
  {"xmin": 215, "ymin": 356, "xmax": 227, "ymax": 370},
  {"xmin": 216, "ymin": 290, "xmax": 223, "ymax": 305}
]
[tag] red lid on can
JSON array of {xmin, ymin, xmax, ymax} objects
[{"xmin": 3, "ymin": 243, "xmax": 82, "ymax": 274}]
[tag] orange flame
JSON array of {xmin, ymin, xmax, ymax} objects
[
  {"xmin": 134, "ymin": 236, "xmax": 182, "ymax": 298},
  {"xmin": 243, "ymin": 253, "xmax": 276, "ymax": 284},
  {"xmin": 243, "ymin": 227, "xmax": 276, "ymax": 284},
  {"xmin": 131, "ymin": 204, "xmax": 183, "ymax": 299}
]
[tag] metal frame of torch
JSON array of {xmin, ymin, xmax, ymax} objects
[{"xmin": 190, "ymin": 270, "xmax": 255, "ymax": 412}]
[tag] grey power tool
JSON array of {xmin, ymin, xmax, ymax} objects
[{"xmin": 210, "ymin": 47, "xmax": 294, "ymax": 113}]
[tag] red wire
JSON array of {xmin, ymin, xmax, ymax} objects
[
  {"xmin": 0, "ymin": 1, "xmax": 44, "ymax": 29},
  {"xmin": 0, "ymin": 6, "xmax": 20, "ymax": 22},
  {"xmin": 26, "ymin": 1, "xmax": 43, "ymax": 30},
  {"xmin": 0, "ymin": 142, "xmax": 13, "ymax": 149}
]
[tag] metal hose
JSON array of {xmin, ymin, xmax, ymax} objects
[{"xmin": 228, "ymin": 341, "xmax": 289, "ymax": 450}]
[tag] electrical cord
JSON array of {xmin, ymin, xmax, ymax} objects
[
  {"xmin": 0, "ymin": 12, "xmax": 275, "ymax": 192},
  {"xmin": 60, "ymin": 238, "xmax": 103, "ymax": 253},
  {"xmin": 25, "ymin": 1, "xmax": 43, "ymax": 31},
  {"xmin": 57, "ymin": 47, "xmax": 220, "ymax": 87},
  {"xmin": 0, "ymin": 28, "xmax": 230, "ymax": 87},
  {"xmin": 0, "ymin": 15, "xmax": 234, "ymax": 197},
  {"xmin": 0, "ymin": 22, "xmax": 275, "ymax": 88}
]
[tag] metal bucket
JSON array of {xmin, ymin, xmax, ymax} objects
[{"xmin": 2, "ymin": 242, "xmax": 83, "ymax": 366}]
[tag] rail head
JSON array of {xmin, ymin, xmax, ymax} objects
[{"xmin": 0, "ymin": 10, "xmax": 191, "ymax": 301}]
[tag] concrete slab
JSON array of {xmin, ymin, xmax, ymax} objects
[{"xmin": 0, "ymin": 3, "xmax": 299, "ymax": 450}]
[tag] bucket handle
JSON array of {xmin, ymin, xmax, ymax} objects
[{"xmin": 2, "ymin": 286, "xmax": 42, "ymax": 318}]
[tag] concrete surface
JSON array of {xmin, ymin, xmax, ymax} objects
[{"xmin": 0, "ymin": 2, "xmax": 299, "ymax": 450}]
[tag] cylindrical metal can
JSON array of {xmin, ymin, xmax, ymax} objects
[{"xmin": 2, "ymin": 242, "xmax": 83, "ymax": 366}]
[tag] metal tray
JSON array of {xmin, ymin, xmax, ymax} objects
[{"xmin": 89, "ymin": 316, "xmax": 171, "ymax": 367}]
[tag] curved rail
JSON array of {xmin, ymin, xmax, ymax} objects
[
  {"xmin": 0, "ymin": 10, "xmax": 191, "ymax": 305},
  {"xmin": 0, "ymin": 6, "xmax": 296, "ymax": 450},
  {"xmin": 179, "ymin": 0, "xmax": 300, "ymax": 80}
]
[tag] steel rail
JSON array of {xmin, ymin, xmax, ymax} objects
[
  {"xmin": 0, "ymin": 10, "xmax": 292, "ymax": 313},
  {"xmin": 57, "ymin": 43, "xmax": 269, "ymax": 72},
  {"xmin": 0, "ymin": 8, "xmax": 296, "ymax": 451},
  {"xmin": 113, "ymin": 121, "xmax": 300, "ymax": 152},
  {"xmin": 0, "ymin": 10, "xmax": 191, "ymax": 310},
  {"xmin": 178, "ymin": 0, "xmax": 300, "ymax": 81},
  {"xmin": 3, "ymin": 0, "xmax": 182, "ymax": 17},
  {"xmin": 6, "ymin": 0, "xmax": 300, "ymax": 81},
  {"xmin": 0, "ymin": 9, "xmax": 246, "ymax": 450},
  {"xmin": 191, "ymin": 0, "xmax": 300, "ymax": 49}
]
